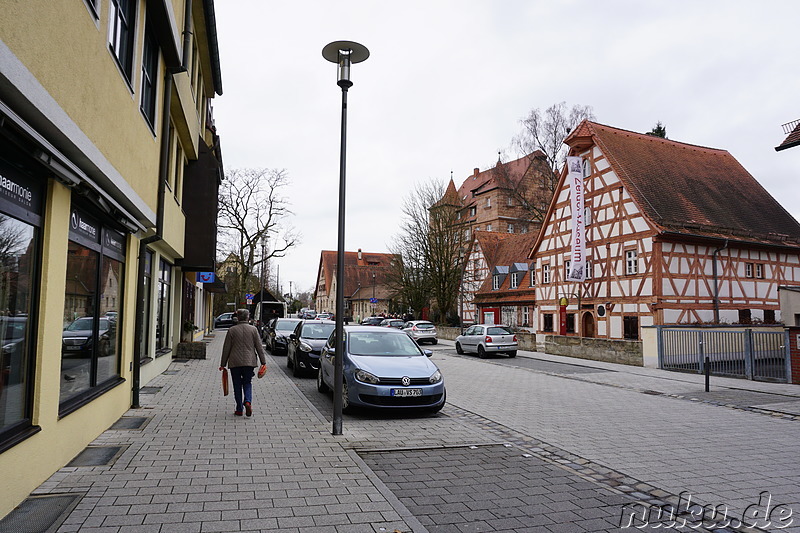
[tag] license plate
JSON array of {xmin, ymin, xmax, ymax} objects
[
  {"xmin": 391, "ymin": 388, "xmax": 422, "ymax": 397},
  {"xmin": 65, "ymin": 346, "xmax": 82, "ymax": 351}
]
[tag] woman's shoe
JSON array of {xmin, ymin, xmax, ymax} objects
[
  {"xmin": 234, "ymin": 410, "xmax": 243, "ymax": 416},
  {"xmin": 244, "ymin": 401, "xmax": 252, "ymax": 417}
]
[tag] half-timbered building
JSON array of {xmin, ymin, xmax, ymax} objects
[{"xmin": 531, "ymin": 121, "xmax": 800, "ymax": 341}]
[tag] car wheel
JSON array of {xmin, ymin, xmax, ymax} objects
[
  {"xmin": 287, "ymin": 351, "xmax": 293, "ymax": 368},
  {"xmin": 455, "ymin": 342, "xmax": 464, "ymax": 355},
  {"xmin": 507, "ymin": 351, "xmax": 517, "ymax": 358},
  {"xmin": 291, "ymin": 355, "xmax": 302, "ymax": 378},
  {"xmin": 317, "ymin": 367, "xmax": 329, "ymax": 393},
  {"xmin": 431, "ymin": 339, "xmax": 438, "ymax": 345},
  {"xmin": 477, "ymin": 345, "xmax": 487, "ymax": 359}
]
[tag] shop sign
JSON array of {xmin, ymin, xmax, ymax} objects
[
  {"xmin": 103, "ymin": 228, "xmax": 126, "ymax": 254},
  {"xmin": 0, "ymin": 161, "xmax": 43, "ymax": 216},
  {"xmin": 69, "ymin": 208, "xmax": 100, "ymax": 243}
]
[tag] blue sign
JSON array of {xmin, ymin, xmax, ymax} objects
[
  {"xmin": 369, "ymin": 297, "xmax": 378, "ymax": 304},
  {"xmin": 197, "ymin": 272, "xmax": 215, "ymax": 283},
  {"xmin": 245, "ymin": 293, "xmax": 254, "ymax": 300}
]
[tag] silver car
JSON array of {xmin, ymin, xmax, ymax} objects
[
  {"xmin": 402, "ymin": 320, "xmax": 438, "ymax": 345},
  {"xmin": 455, "ymin": 324, "xmax": 517, "ymax": 358}
]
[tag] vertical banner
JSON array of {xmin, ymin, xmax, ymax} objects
[{"xmin": 565, "ymin": 156, "xmax": 586, "ymax": 282}]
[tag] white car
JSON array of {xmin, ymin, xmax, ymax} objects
[
  {"xmin": 455, "ymin": 324, "xmax": 517, "ymax": 358},
  {"xmin": 402, "ymin": 320, "xmax": 438, "ymax": 345}
]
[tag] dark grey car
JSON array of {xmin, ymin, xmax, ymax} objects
[{"xmin": 286, "ymin": 320, "xmax": 335, "ymax": 377}]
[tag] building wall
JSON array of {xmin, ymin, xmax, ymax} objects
[{"xmin": 0, "ymin": 0, "xmax": 221, "ymax": 518}]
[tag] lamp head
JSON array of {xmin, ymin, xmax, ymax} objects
[{"xmin": 322, "ymin": 41, "xmax": 369, "ymax": 88}]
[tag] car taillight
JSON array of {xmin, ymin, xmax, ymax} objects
[
  {"xmin": 485, "ymin": 335, "xmax": 492, "ymax": 343},
  {"xmin": 513, "ymin": 335, "xmax": 517, "ymax": 342},
  {"xmin": 412, "ymin": 326, "xmax": 418, "ymax": 331}
]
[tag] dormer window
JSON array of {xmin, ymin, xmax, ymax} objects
[
  {"xmin": 510, "ymin": 272, "xmax": 519, "ymax": 288},
  {"xmin": 492, "ymin": 275, "xmax": 500, "ymax": 290}
]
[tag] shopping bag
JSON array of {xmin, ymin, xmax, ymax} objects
[
  {"xmin": 257, "ymin": 364, "xmax": 267, "ymax": 379},
  {"xmin": 221, "ymin": 367, "xmax": 229, "ymax": 396}
]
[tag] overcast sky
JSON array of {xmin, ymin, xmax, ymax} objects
[{"xmin": 212, "ymin": 0, "xmax": 800, "ymax": 296}]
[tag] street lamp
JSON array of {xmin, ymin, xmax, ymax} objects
[{"xmin": 322, "ymin": 40, "xmax": 369, "ymax": 436}]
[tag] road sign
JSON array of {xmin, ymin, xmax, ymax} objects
[{"xmin": 369, "ymin": 297, "xmax": 378, "ymax": 304}]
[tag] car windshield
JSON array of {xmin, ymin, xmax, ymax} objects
[
  {"xmin": 487, "ymin": 326, "xmax": 512, "ymax": 335},
  {"xmin": 65, "ymin": 317, "xmax": 108, "ymax": 332},
  {"xmin": 301, "ymin": 322, "xmax": 335, "ymax": 339},
  {"xmin": 348, "ymin": 331, "xmax": 421, "ymax": 356},
  {"xmin": 414, "ymin": 322, "xmax": 435, "ymax": 329},
  {"xmin": 276, "ymin": 319, "xmax": 301, "ymax": 332}
]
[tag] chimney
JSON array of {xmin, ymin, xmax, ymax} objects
[{"xmin": 357, "ymin": 248, "xmax": 362, "ymax": 260}]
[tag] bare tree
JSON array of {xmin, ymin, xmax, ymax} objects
[
  {"xmin": 513, "ymin": 101, "xmax": 595, "ymax": 183},
  {"xmin": 489, "ymin": 152, "xmax": 555, "ymax": 225},
  {"xmin": 217, "ymin": 168, "xmax": 300, "ymax": 306},
  {"xmin": 387, "ymin": 180, "xmax": 466, "ymax": 324}
]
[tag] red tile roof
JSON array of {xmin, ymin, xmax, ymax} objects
[
  {"xmin": 474, "ymin": 231, "xmax": 538, "ymax": 302},
  {"xmin": 316, "ymin": 250, "xmax": 398, "ymax": 298},
  {"xmin": 566, "ymin": 121, "xmax": 800, "ymax": 247},
  {"xmin": 776, "ymin": 120, "xmax": 800, "ymax": 151},
  {"xmin": 455, "ymin": 152, "xmax": 547, "ymax": 204}
]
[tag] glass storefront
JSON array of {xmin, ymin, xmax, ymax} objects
[
  {"xmin": 60, "ymin": 206, "xmax": 125, "ymax": 408},
  {"xmin": 0, "ymin": 151, "xmax": 43, "ymax": 439}
]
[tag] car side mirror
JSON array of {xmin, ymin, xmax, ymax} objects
[
  {"xmin": 424, "ymin": 349, "xmax": 433, "ymax": 357},
  {"xmin": 289, "ymin": 333, "xmax": 297, "ymax": 340}
]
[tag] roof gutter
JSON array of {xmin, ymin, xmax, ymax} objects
[
  {"xmin": 202, "ymin": 0, "xmax": 223, "ymax": 95},
  {"xmin": 658, "ymin": 231, "xmax": 800, "ymax": 252}
]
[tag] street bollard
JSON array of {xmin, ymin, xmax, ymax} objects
[{"xmin": 704, "ymin": 356, "xmax": 710, "ymax": 392}]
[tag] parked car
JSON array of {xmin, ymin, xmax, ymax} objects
[
  {"xmin": 455, "ymin": 324, "xmax": 517, "ymax": 358},
  {"xmin": 317, "ymin": 325, "xmax": 445, "ymax": 413},
  {"xmin": 264, "ymin": 317, "xmax": 302, "ymax": 355},
  {"xmin": 214, "ymin": 312, "xmax": 236, "ymax": 328},
  {"xmin": 402, "ymin": 320, "xmax": 438, "ymax": 345},
  {"xmin": 299, "ymin": 310, "xmax": 317, "ymax": 319},
  {"xmin": 360, "ymin": 316, "xmax": 385, "ymax": 326},
  {"xmin": 316, "ymin": 313, "xmax": 332, "ymax": 320},
  {"xmin": 62, "ymin": 316, "xmax": 116, "ymax": 357},
  {"xmin": 286, "ymin": 319, "xmax": 336, "ymax": 377},
  {"xmin": 380, "ymin": 318, "xmax": 405, "ymax": 329}
]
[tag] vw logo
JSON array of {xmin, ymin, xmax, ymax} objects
[{"xmin": 401, "ymin": 376, "xmax": 411, "ymax": 387}]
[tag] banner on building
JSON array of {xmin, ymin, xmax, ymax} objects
[{"xmin": 565, "ymin": 156, "xmax": 586, "ymax": 282}]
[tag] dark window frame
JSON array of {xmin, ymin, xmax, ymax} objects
[
  {"xmin": 140, "ymin": 22, "xmax": 158, "ymax": 130},
  {"xmin": 543, "ymin": 313, "xmax": 554, "ymax": 332},
  {"xmin": 623, "ymin": 316, "xmax": 639, "ymax": 340},
  {"xmin": 108, "ymin": 0, "xmax": 137, "ymax": 83}
]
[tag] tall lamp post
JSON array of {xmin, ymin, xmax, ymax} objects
[{"xmin": 322, "ymin": 40, "xmax": 369, "ymax": 436}]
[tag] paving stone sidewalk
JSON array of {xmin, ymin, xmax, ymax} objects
[{"xmin": 5, "ymin": 331, "xmax": 784, "ymax": 532}]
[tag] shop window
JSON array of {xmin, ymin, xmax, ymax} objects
[
  {"xmin": 156, "ymin": 258, "xmax": 172, "ymax": 354},
  {"xmin": 623, "ymin": 316, "xmax": 639, "ymax": 339},
  {"xmin": 60, "ymin": 207, "xmax": 126, "ymax": 410},
  {"xmin": 543, "ymin": 313, "xmax": 554, "ymax": 332},
  {"xmin": 0, "ymin": 145, "xmax": 45, "ymax": 442},
  {"xmin": 139, "ymin": 250, "xmax": 153, "ymax": 361}
]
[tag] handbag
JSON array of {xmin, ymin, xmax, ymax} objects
[
  {"xmin": 221, "ymin": 367, "xmax": 229, "ymax": 396},
  {"xmin": 257, "ymin": 364, "xmax": 267, "ymax": 379}
]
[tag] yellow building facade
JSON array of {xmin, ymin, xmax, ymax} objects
[{"xmin": 0, "ymin": 0, "xmax": 223, "ymax": 518}]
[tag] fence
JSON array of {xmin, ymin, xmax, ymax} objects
[{"xmin": 657, "ymin": 326, "xmax": 791, "ymax": 382}]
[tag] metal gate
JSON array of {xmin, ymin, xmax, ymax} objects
[{"xmin": 657, "ymin": 327, "xmax": 790, "ymax": 382}]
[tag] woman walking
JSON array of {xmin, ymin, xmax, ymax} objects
[{"xmin": 219, "ymin": 308, "xmax": 266, "ymax": 416}]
